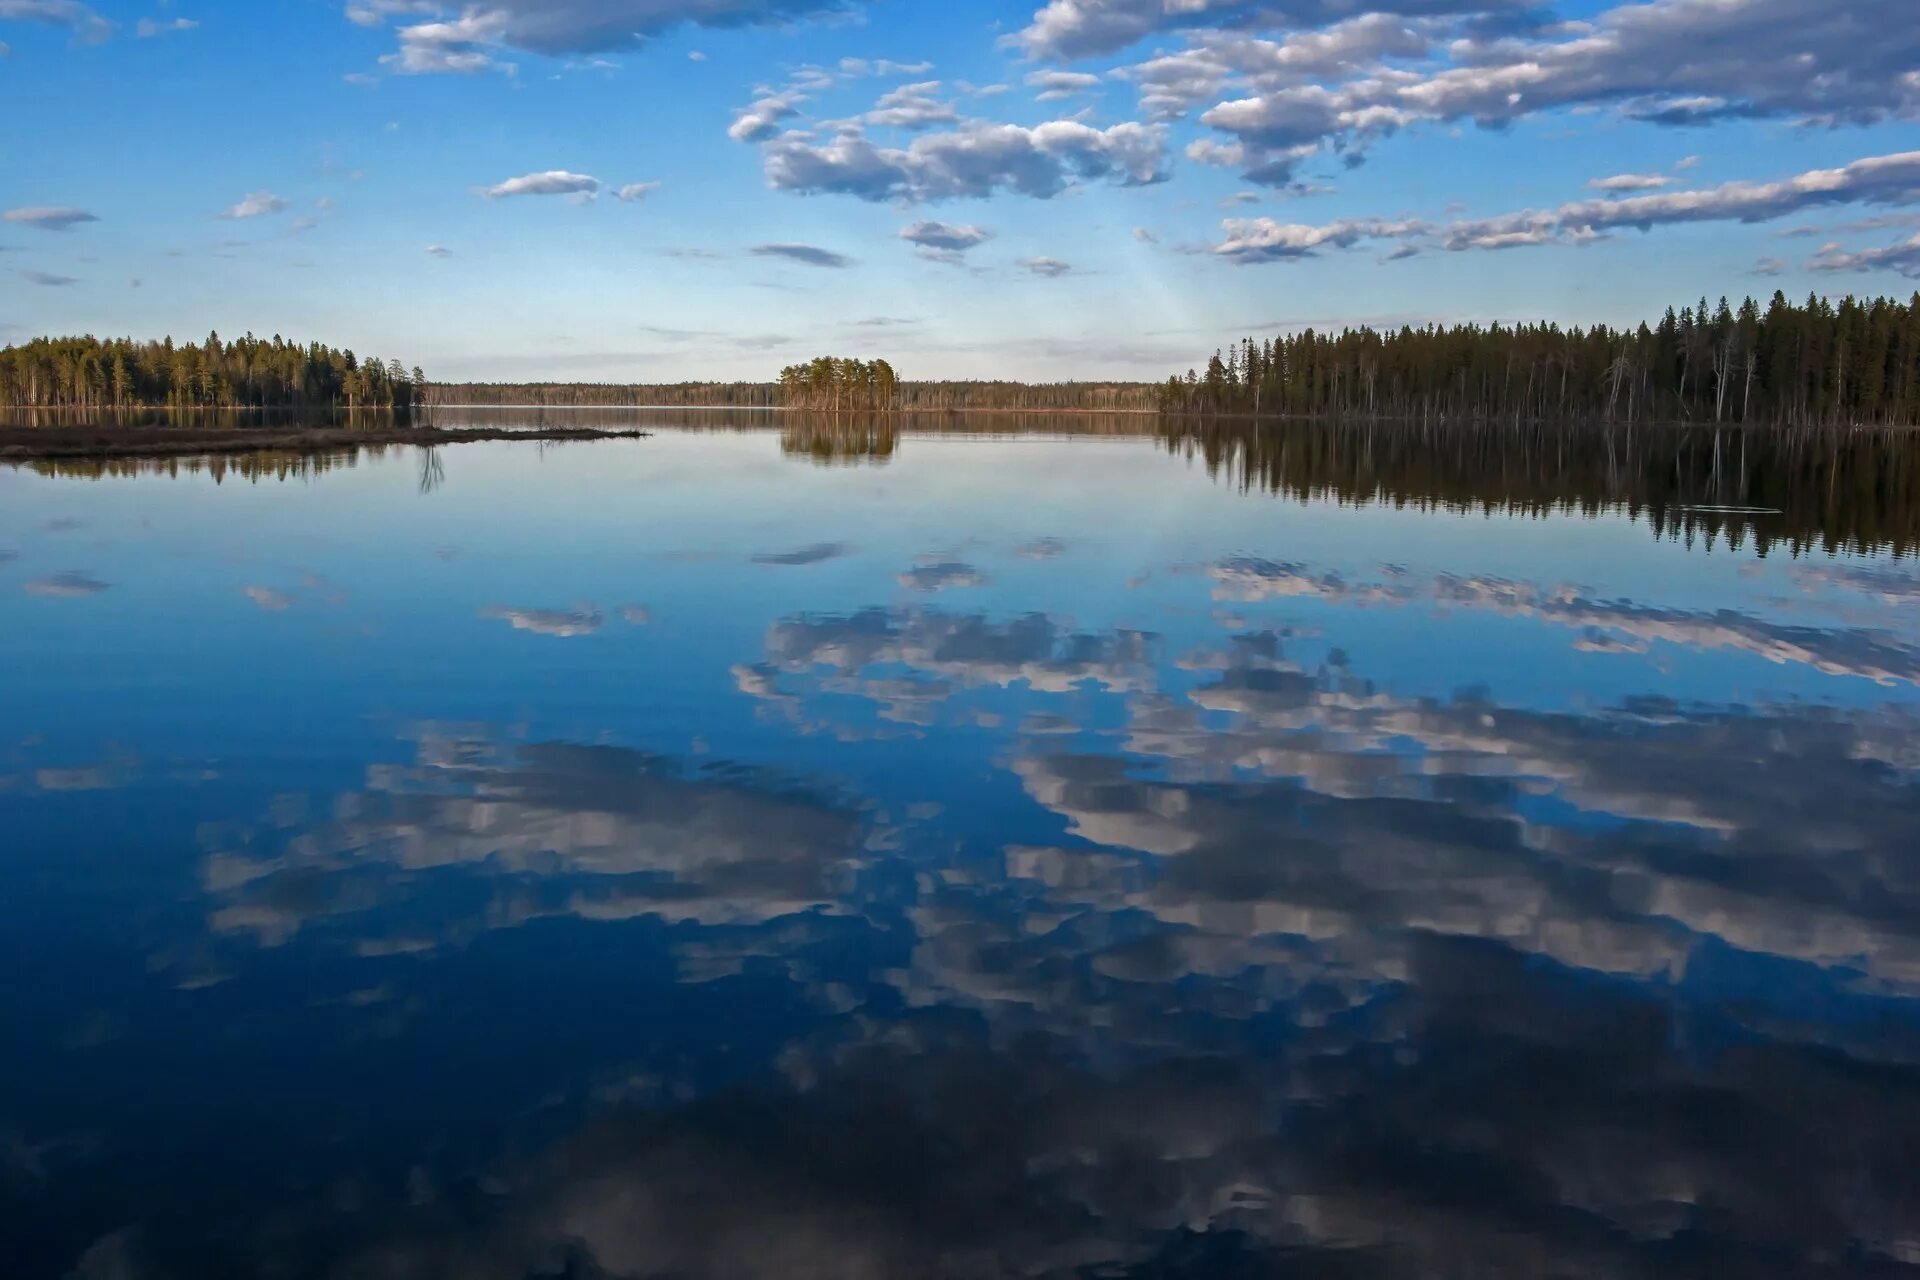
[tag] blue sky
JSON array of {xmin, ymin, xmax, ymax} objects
[{"xmin": 2, "ymin": 0, "xmax": 1918, "ymax": 381}]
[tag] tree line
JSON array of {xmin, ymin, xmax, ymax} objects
[
  {"xmin": 428, "ymin": 376, "xmax": 1160, "ymax": 412},
  {"xmin": 1161, "ymin": 292, "xmax": 1920, "ymax": 428},
  {"xmin": 425, "ymin": 381, "xmax": 784, "ymax": 408},
  {"xmin": 0, "ymin": 334, "xmax": 425, "ymax": 412}
]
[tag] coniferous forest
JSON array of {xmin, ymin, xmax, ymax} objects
[
  {"xmin": 427, "ymin": 378, "xmax": 1160, "ymax": 411},
  {"xmin": 14, "ymin": 293, "xmax": 1920, "ymax": 429},
  {"xmin": 0, "ymin": 334, "xmax": 425, "ymax": 412},
  {"xmin": 1160, "ymin": 292, "xmax": 1920, "ymax": 427}
]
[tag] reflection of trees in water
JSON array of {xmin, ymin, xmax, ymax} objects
[
  {"xmin": 780, "ymin": 413, "xmax": 899, "ymax": 465},
  {"xmin": 1161, "ymin": 418, "xmax": 1920, "ymax": 557},
  {"xmin": 0, "ymin": 404, "xmax": 410, "ymax": 431},
  {"xmin": 417, "ymin": 446, "xmax": 445, "ymax": 495},
  {"xmin": 25, "ymin": 447, "xmax": 377, "ymax": 483}
]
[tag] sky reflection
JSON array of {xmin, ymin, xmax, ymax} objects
[{"xmin": 2, "ymin": 418, "xmax": 1919, "ymax": 1277}]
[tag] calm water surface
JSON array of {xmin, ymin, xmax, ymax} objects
[{"xmin": 4, "ymin": 412, "xmax": 1920, "ymax": 1278}]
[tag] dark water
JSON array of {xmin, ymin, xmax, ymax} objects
[{"xmin": 4, "ymin": 412, "xmax": 1920, "ymax": 1278}]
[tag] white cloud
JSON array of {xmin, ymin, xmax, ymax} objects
[
  {"xmin": 1214, "ymin": 216, "xmax": 1423, "ymax": 262},
  {"xmin": 479, "ymin": 170, "xmax": 602, "ymax": 199},
  {"xmin": 615, "ymin": 181, "xmax": 661, "ymax": 201},
  {"xmin": 219, "ymin": 191, "xmax": 289, "ymax": 220},
  {"xmin": 1587, "ymin": 173, "xmax": 1672, "ymax": 192},
  {"xmin": 426, "ymin": 244, "xmax": 453, "ymax": 257},
  {"xmin": 134, "ymin": 16, "xmax": 196, "ymax": 37},
  {"xmin": 0, "ymin": 0, "xmax": 113, "ymax": 42},
  {"xmin": 1123, "ymin": 15, "xmax": 1429, "ymax": 121},
  {"xmin": 1807, "ymin": 233, "xmax": 1920, "ymax": 278},
  {"xmin": 1213, "ymin": 150, "xmax": 1920, "ymax": 263},
  {"xmin": 899, "ymin": 219, "xmax": 993, "ymax": 264},
  {"xmin": 1123, "ymin": 0, "xmax": 1920, "ymax": 186},
  {"xmin": 759, "ymin": 118, "xmax": 1170, "ymax": 203},
  {"xmin": 862, "ymin": 80, "xmax": 958, "ymax": 130},
  {"xmin": 1015, "ymin": 0, "xmax": 1519, "ymax": 59},
  {"xmin": 349, "ymin": 0, "xmax": 856, "ymax": 69},
  {"xmin": 728, "ymin": 91, "xmax": 803, "ymax": 142},
  {"xmin": 480, "ymin": 605, "xmax": 603, "ymax": 637},
  {"xmin": 1026, "ymin": 69, "xmax": 1102, "ymax": 101}
]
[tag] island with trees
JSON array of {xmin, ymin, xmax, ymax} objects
[{"xmin": 777, "ymin": 357, "xmax": 901, "ymax": 411}]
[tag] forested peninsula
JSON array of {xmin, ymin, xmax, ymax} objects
[
  {"xmin": 1160, "ymin": 292, "xmax": 1920, "ymax": 428},
  {"xmin": 0, "ymin": 334, "xmax": 425, "ymax": 411}
]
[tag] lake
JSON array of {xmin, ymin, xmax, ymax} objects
[{"xmin": 4, "ymin": 410, "xmax": 1920, "ymax": 1278}]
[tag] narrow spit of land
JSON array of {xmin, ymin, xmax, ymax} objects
[{"xmin": 0, "ymin": 423, "xmax": 649, "ymax": 462}]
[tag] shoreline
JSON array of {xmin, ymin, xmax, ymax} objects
[{"xmin": 0, "ymin": 424, "xmax": 650, "ymax": 463}]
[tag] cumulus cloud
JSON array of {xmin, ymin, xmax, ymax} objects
[
  {"xmin": 242, "ymin": 586, "xmax": 295, "ymax": 612},
  {"xmin": 425, "ymin": 244, "xmax": 453, "ymax": 257},
  {"xmin": 1026, "ymin": 69, "xmax": 1102, "ymax": 101},
  {"xmin": 750, "ymin": 242, "xmax": 855, "ymax": 268},
  {"xmin": 23, "ymin": 571, "xmax": 108, "ymax": 597},
  {"xmin": 3, "ymin": 205, "xmax": 98, "ymax": 231},
  {"xmin": 728, "ymin": 91, "xmax": 804, "ymax": 142},
  {"xmin": 19, "ymin": 268, "xmax": 79, "ymax": 286},
  {"xmin": 1807, "ymin": 233, "xmax": 1920, "ymax": 278},
  {"xmin": 1122, "ymin": 14, "xmax": 1429, "ymax": 121},
  {"xmin": 350, "ymin": 0, "xmax": 855, "ymax": 69},
  {"xmin": 759, "ymin": 118, "xmax": 1170, "ymax": 203},
  {"xmin": 1019, "ymin": 255, "xmax": 1073, "ymax": 277},
  {"xmin": 862, "ymin": 80, "xmax": 958, "ymax": 129},
  {"xmin": 1213, "ymin": 215, "xmax": 1422, "ymax": 262},
  {"xmin": 1128, "ymin": 0, "xmax": 1920, "ymax": 185},
  {"xmin": 134, "ymin": 15, "xmax": 195, "ymax": 36},
  {"xmin": 1213, "ymin": 150, "xmax": 1920, "ymax": 263},
  {"xmin": 1588, "ymin": 172, "xmax": 1672, "ymax": 192},
  {"xmin": 479, "ymin": 170, "xmax": 601, "ymax": 199},
  {"xmin": 218, "ymin": 191, "xmax": 289, "ymax": 220},
  {"xmin": 378, "ymin": 6, "xmax": 510, "ymax": 72},
  {"xmin": 899, "ymin": 219, "xmax": 992, "ymax": 263},
  {"xmin": 480, "ymin": 605, "xmax": 605, "ymax": 637},
  {"xmin": 614, "ymin": 181, "xmax": 660, "ymax": 202},
  {"xmin": 1015, "ymin": 0, "xmax": 1521, "ymax": 59},
  {"xmin": 897, "ymin": 561, "xmax": 990, "ymax": 592},
  {"xmin": 0, "ymin": 0, "xmax": 112, "ymax": 42}
]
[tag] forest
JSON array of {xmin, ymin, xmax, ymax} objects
[
  {"xmin": 1161, "ymin": 292, "xmax": 1920, "ymax": 428},
  {"xmin": 428, "ymin": 376, "xmax": 1160, "ymax": 411},
  {"xmin": 0, "ymin": 334, "xmax": 425, "ymax": 412}
]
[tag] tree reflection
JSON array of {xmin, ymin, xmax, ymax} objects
[{"xmin": 1159, "ymin": 417, "xmax": 1920, "ymax": 556}]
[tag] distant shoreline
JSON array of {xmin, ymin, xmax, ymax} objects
[
  {"xmin": 431, "ymin": 403, "xmax": 1162, "ymax": 416},
  {"xmin": 0, "ymin": 422, "xmax": 649, "ymax": 463}
]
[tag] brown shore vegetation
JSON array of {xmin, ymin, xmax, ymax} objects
[{"xmin": 0, "ymin": 422, "xmax": 647, "ymax": 463}]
